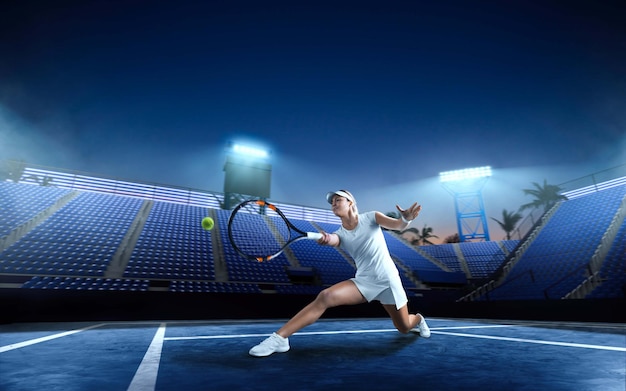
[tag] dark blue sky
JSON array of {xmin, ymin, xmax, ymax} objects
[{"xmin": 2, "ymin": 0, "xmax": 625, "ymax": 239}]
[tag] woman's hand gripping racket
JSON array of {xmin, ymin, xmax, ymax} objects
[{"xmin": 228, "ymin": 199, "xmax": 323, "ymax": 262}]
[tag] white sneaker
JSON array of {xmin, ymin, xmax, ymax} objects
[
  {"xmin": 411, "ymin": 314, "xmax": 431, "ymax": 338},
  {"xmin": 249, "ymin": 332, "xmax": 290, "ymax": 357}
]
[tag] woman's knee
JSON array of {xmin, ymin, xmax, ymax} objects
[
  {"xmin": 391, "ymin": 317, "xmax": 412, "ymax": 333},
  {"xmin": 315, "ymin": 288, "xmax": 335, "ymax": 306},
  {"xmin": 384, "ymin": 305, "xmax": 412, "ymax": 333},
  {"xmin": 395, "ymin": 323, "xmax": 412, "ymax": 334},
  {"xmin": 316, "ymin": 286, "xmax": 351, "ymax": 308}
]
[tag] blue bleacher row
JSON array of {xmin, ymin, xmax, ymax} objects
[
  {"xmin": 170, "ymin": 280, "xmax": 261, "ymax": 293},
  {"xmin": 1, "ymin": 261, "xmax": 107, "ymax": 276},
  {"xmin": 1, "ymin": 181, "xmax": 625, "ymax": 299},
  {"xmin": 20, "ymin": 276, "xmax": 327, "ymax": 294},
  {"xmin": 23, "ymin": 276, "xmax": 150, "ymax": 291}
]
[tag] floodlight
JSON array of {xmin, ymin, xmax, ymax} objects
[
  {"xmin": 439, "ymin": 166, "xmax": 492, "ymax": 183},
  {"xmin": 223, "ymin": 142, "xmax": 272, "ymax": 209},
  {"xmin": 232, "ymin": 143, "xmax": 269, "ymax": 159}
]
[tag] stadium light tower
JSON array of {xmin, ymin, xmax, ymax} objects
[
  {"xmin": 439, "ymin": 166, "xmax": 492, "ymax": 242},
  {"xmin": 223, "ymin": 142, "xmax": 271, "ymax": 209}
]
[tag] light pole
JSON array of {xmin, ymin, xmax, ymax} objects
[{"xmin": 439, "ymin": 166, "xmax": 492, "ymax": 242}]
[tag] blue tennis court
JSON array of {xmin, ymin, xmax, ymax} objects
[{"xmin": 1, "ymin": 317, "xmax": 624, "ymax": 391}]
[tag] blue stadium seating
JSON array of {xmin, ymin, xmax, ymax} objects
[
  {"xmin": 459, "ymin": 241, "xmax": 508, "ymax": 279},
  {"xmin": 2, "ymin": 180, "xmax": 623, "ymax": 301},
  {"xmin": 124, "ymin": 201, "xmax": 214, "ymax": 280},
  {"xmin": 170, "ymin": 280, "xmax": 261, "ymax": 293},
  {"xmin": 215, "ymin": 209, "xmax": 291, "ymax": 283},
  {"xmin": 384, "ymin": 231, "xmax": 442, "ymax": 272},
  {"xmin": 22, "ymin": 276, "xmax": 150, "ymax": 291},
  {"xmin": 292, "ymin": 239, "xmax": 356, "ymax": 285},
  {"xmin": 419, "ymin": 244, "xmax": 463, "ymax": 273},
  {"xmin": 1, "ymin": 190, "xmax": 143, "ymax": 277},
  {"xmin": 0, "ymin": 181, "xmax": 71, "ymax": 236},
  {"xmin": 384, "ymin": 231, "xmax": 463, "ymax": 286},
  {"xmin": 487, "ymin": 185, "xmax": 626, "ymax": 300},
  {"xmin": 286, "ymin": 218, "xmax": 356, "ymax": 285},
  {"xmin": 501, "ymin": 240, "xmax": 519, "ymax": 253},
  {"xmin": 275, "ymin": 284, "xmax": 324, "ymax": 295}
]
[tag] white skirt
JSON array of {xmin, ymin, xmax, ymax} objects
[{"xmin": 351, "ymin": 273, "xmax": 408, "ymax": 310}]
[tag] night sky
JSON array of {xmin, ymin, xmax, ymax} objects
[{"xmin": 2, "ymin": 0, "xmax": 625, "ymax": 241}]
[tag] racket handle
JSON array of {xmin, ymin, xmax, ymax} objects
[{"xmin": 307, "ymin": 232, "xmax": 323, "ymax": 240}]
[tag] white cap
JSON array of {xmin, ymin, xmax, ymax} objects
[{"xmin": 326, "ymin": 190, "xmax": 355, "ymax": 204}]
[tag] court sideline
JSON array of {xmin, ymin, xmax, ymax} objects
[{"xmin": 1, "ymin": 318, "xmax": 625, "ymax": 390}]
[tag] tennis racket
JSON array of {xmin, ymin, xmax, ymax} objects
[{"xmin": 228, "ymin": 199, "xmax": 323, "ymax": 262}]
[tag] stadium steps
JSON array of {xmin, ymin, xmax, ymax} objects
[
  {"xmin": 0, "ymin": 190, "xmax": 79, "ymax": 252},
  {"xmin": 385, "ymin": 231, "xmax": 466, "ymax": 288},
  {"xmin": 564, "ymin": 192, "xmax": 626, "ymax": 299},
  {"xmin": 209, "ymin": 207, "xmax": 229, "ymax": 282},
  {"xmin": 104, "ymin": 200, "xmax": 154, "ymax": 279},
  {"xmin": 122, "ymin": 201, "xmax": 215, "ymax": 283},
  {"xmin": 586, "ymin": 219, "xmax": 626, "ymax": 298},
  {"xmin": 452, "ymin": 243, "xmax": 472, "ymax": 278},
  {"xmin": 387, "ymin": 230, "xmax": 453, "ymax": 272},
  {"xmin": 457, "ymin": 201, "xmax": 562, "ymax": 302},
  {"xmin": 391, "ymin": 257, "xmax": 429, "ymax": 290}
]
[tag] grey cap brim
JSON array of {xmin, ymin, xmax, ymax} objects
[{"xmin": 326, "ymin": 190, "xmax": 354, "ymax": 204}]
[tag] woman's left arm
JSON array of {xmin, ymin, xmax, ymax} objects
[{"xmin": 375, "ymin": 202, "xmax": 422, "ymax": 230}]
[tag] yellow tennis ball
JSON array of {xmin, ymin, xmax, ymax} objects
[{"xmin": 201, "ymin": 217, "xmax": 214, "ymax": 230}]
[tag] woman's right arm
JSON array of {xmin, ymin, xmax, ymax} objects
[{"xmin": 317, "ymin": 231, "xmax": 340, "ymax": 247}]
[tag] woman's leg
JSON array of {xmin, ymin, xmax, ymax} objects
[
  {"xmin": 382, "ymin": 304, "xmax": 423, "ymax": 334},
  {"xmin": 276, "ymin": 280, "xmax": 366, "ymax": 337}
]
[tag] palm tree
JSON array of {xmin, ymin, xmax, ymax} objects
[
  {"xmin": 400, "ymin": 227, "xmax": 420, "ymax": 246},
  {"xmin": 491, "ymin": 209, "xmax": 523, "ymax": 240},
  {"xmin": 519, "ymin": 179, "xmax": 568, "ymax": 212},
  {"xmin": 418, "ymin": 224, "xmax": 439, "ymax": 245},
  {"xmin": 443, "ymin": 233, "xmax": 460, "ymax": 243}
]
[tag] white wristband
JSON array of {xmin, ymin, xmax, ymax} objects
[{"xmin": 401, "ymin": 215, "xmax": 412, "ymax": 224}]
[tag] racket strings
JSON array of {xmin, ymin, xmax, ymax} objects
[
  {"xmin": 266, "ymin": 215, "xmax": 291, "ymax": 244},
  {"xmin": 228, "ymin": 202, "xmax": 291, "ymax": 259}
]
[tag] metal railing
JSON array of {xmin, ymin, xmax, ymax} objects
[
  {"xmin": 4, "ymin": 160, "xmax": 624, "ymax": 230},
  {"xmin": 559, "ymin": 163, "xmax": 626, "ymax": 198},
  {"xmin": 4, "ymin": 161, "xmax": 340, "ymax": 224},
  {"xmin": 509, "ymin": 163, "xmax": 626, "ymax": 241}
]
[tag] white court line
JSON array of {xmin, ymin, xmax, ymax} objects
[
  {"xmin": 127, "ymin": 323, "xmax": 166, "ymax": 391},
  {"xmin": 432, "ymin": 330, "xmax": 626, "ymax": 352},
  {"xmin": 164, "ymin": 325, "xmax": 517, "ymax": 341},
  {"xmin": 164, "ymin": 325, "xmax": 626, "ymax": 352},
  {"xmin": 0, "ymin": 323, "xmax": 105, "ymax": 353},
  {"xmin": 165, "ymin": 329, "xmax": 397, "ymax": 341},
  {"xmin": 430, "ymin": 325, "xmax": 516, "ymax": 330}
]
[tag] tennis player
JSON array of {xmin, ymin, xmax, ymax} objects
[{"xmin": 249, "ymin": 189, "xmax": 431, "ymax": 357}]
